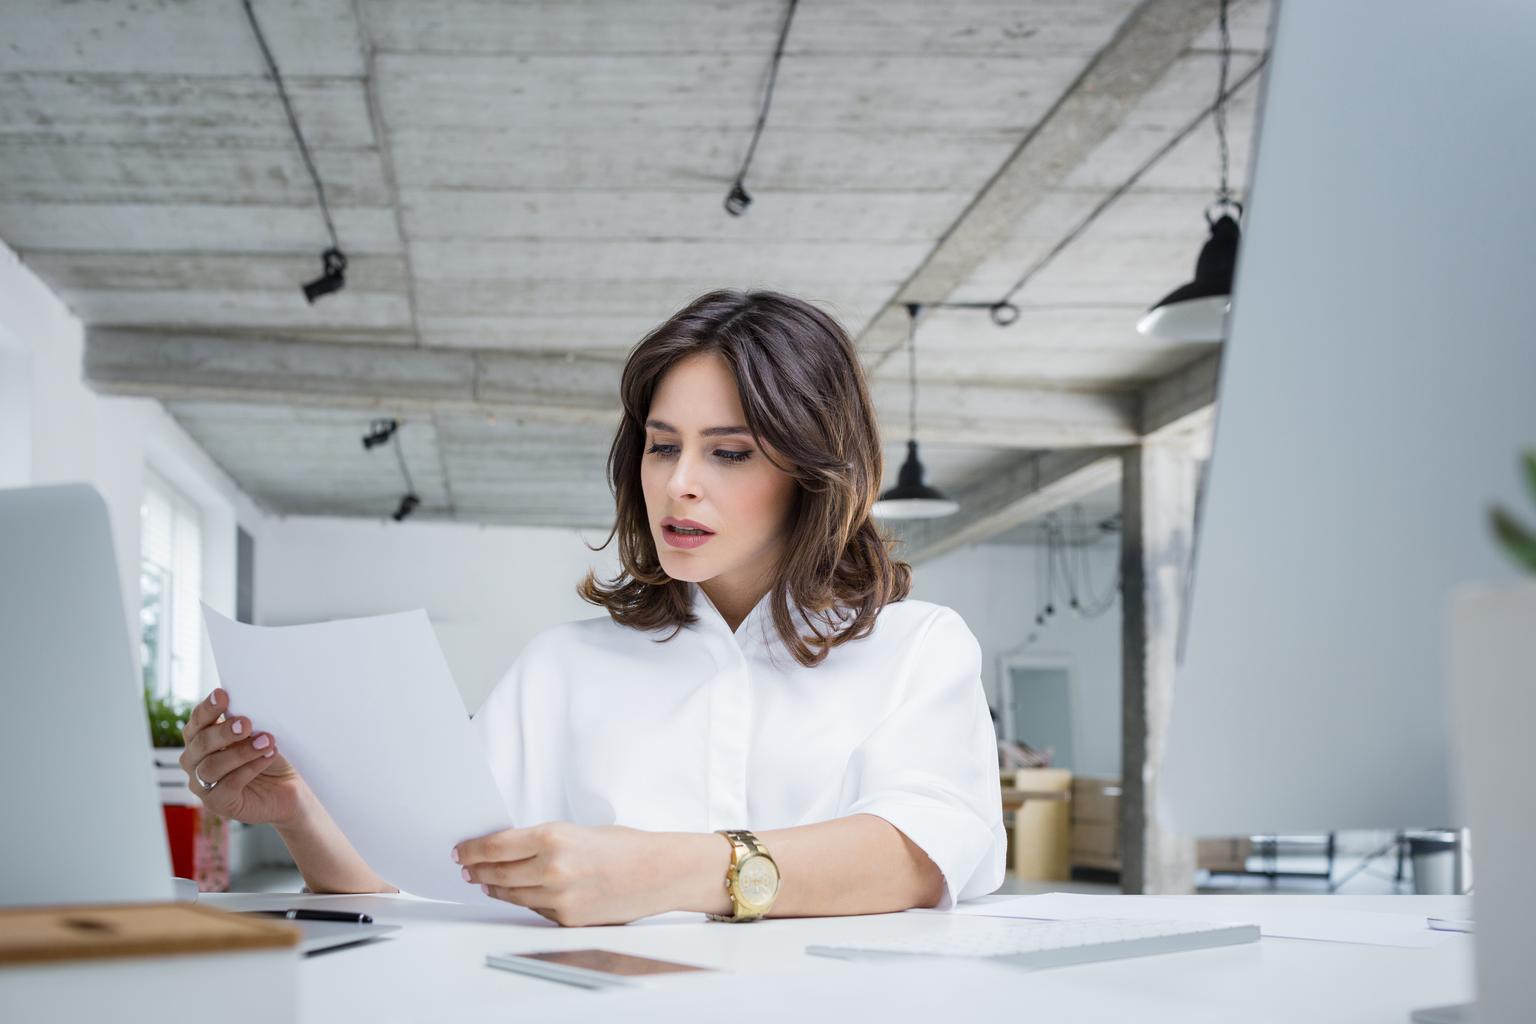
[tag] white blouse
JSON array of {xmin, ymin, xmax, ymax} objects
[{"xmin": 470, "ymin": 581, "xmax": 1006, "ymax": 910}]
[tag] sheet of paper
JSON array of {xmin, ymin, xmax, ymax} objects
[
  {"xmin": 946, "ymin": 892, "xmax": 1443, "ymax": 948},
  {"xmin": 202, "ymin": 606, "xmax": 526, "ymax": 914}
]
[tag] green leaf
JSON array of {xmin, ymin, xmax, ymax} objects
[
  {"xmin": 143, "ymin": 686, "xmax": 194, "ymax": 748},
  {"xmin": 1522, "ymin": 449, "xmax": 1536, "ymax": 509},
  {"xmin": 1490, "ymin": 506, "xmax": 1536, "ymax": 573}
]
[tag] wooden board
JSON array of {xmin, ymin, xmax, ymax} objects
[{"xmin": 0, "ymin": 903, "xmax": 299, "ymax": 966}]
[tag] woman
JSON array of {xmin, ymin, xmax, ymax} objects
[{"xmin": 180, "ymin": 289, "xmax": 1005, "ymax": 927}]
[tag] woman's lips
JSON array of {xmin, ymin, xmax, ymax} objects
[{"xmin": 661, "ymin": 522, "xmax": 715, "ymax": 550}]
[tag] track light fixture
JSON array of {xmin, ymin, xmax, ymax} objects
[
  {"xmin": 303, "ymin": 247, "xmax": 348, "ymax": 304},
  {"xmin": 392, "ymin": 493, "xmax": 421, "ymax": 522},
  {"xmin": 723, "ymin": 0, "xmax": 799, "ymax": 216},
  {"xmin": 361, "ymin": 418, "xmax": 399, "ymax": 450},
  {"xmin": 242, "ymin": 0, "xmax": 348, "ymax": 303}
]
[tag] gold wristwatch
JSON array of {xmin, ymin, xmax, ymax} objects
[{"xmin": 707, "ymin": 829, "xmax": 780, "ymax": 922}]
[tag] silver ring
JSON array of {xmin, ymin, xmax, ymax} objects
[{"xmin": 194, "ymin": 767, "xmax": 216, "ymax": 791}]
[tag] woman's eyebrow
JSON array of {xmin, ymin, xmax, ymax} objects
[{"xmin": 645, "ymin": 419, "xmax": 752, "ymax": 438}]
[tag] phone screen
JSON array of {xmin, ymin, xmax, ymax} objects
[{"xmin": 514, "ymin": 949, "xmax": 711, "ymax": 977}]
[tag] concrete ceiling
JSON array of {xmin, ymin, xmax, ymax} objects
[{"xmin": 0, "ymin": 0, "xmax": 1270, "ymax": 531}]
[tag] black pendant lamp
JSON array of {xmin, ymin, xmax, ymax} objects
[
  {"xmin": 1137, "ymin": 0, "xmax": 1242, "ymax": 342},
  {"xmin": 872, "ymin": 304, "xmax": 959, "ymax": 520},
  {"xmin": 1135, "ymin": 208, "xmax": 1240, "ymax": 340}
]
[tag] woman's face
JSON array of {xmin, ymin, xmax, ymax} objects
[{"xmin": 640, "ymin": 351, "xmax": 798, "ymax": 589}]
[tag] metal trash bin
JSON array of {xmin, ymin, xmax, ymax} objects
[{"xmin": 1407, "ymin": 830, "xmax": 1461, "ymax": 895}]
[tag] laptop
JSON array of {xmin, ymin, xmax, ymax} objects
[{"xmin": 0, "ymin": 484, "xmax": 397, "ymax": 954}]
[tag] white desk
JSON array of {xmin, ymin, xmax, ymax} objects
[{"xmin": 199, "ymin": 891, "xmax": 1474, "ymax": 1023}]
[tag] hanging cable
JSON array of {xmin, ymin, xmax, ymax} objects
[
  {"xmin": 724, "ymin": 0, "xmax": 800, "ymax": 215},
  {"xmin": 392, "ymin": 432, "xmax": 416, "ymax": 496},
  {"xmin": 905, "ymin": 303, "xmax": 921, "ymax": 440},
  {"xmin": 1029, "ymin": 504, "xmax": 1121, "ymax": 631},
  {"xmin": 1213, "ymin": 0, "xmax": 1235, "ymax": 210},
  {"xmin": 241, "ymin": 0, "xmax": 348, "ymax": 302},
  {"xmin": 1033, "ymin": 515, "xmax": 1049, "ymax": 626},
  {"xmin": 913, "ymin": 47, "xmax": 1268, "ymax": 340},
  {"xmin": 1071, "ymin": 504, "xmax": 1118, "ymax": 616}
]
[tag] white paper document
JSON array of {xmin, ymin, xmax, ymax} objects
[
  {"xmin": 948, "ymin": 893, "xmax": 1443, "ymax": 948},
  {"xmin": 203, "ymin": 607, "xmax": 523, "ymax": 912}
]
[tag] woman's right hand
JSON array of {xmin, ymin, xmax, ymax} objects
[{"xmin": 179, "ymin": 688, "xmax": 306, "ymax": 827}]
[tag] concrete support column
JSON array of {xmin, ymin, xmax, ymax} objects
[{"xmin": 1119, "ymin": 441, "xmax": 1200, "ymax": 894}]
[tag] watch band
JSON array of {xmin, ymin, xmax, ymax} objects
[{"xmin": 707, "ymin": 829, "xmax": 778, "ymax": 922}]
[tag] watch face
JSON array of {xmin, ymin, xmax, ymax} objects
[{"xmin": 737, "ymin": 854, "xmax": 779, "ymax": 907}]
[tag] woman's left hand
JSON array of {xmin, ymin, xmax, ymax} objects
[{"xmin": 454, "ymin": 822, "xmax": 672, "ymax": 926}]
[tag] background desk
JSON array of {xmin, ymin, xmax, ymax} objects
[{"xmin": 199, "ymin": 892, "xmax": 1473, "ymax": 1023}]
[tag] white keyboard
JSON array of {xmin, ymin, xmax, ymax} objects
[{"xmin": 806, "ymin": 916, "xmax": 1259, "ymax": 971}]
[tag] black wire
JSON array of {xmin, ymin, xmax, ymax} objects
[
  {"xmin": 1040, "ymin": 505, "xmax": 1120, "ymax": 619},
  {"xmin": 241, "ymin": 0, "xmax": 340, "ymax": 250},
  {"xmin": 392, "ymin": 429, "xmax": 416, "ymax": 495},
  {"xmin": 1033, "ymin": 520, "xmax": 1048, "ymax": 623},
  {"xmin": 1043, "ymin": 521, "xmax": 1056, "ymax": 612},
  {"xmin": 915, "ymin": 48, "xmax": 1268, "ymax": 334},
  {"xmin": 1050, "ymin": 518, "xmax": 1073, "ymax": 606},
  {"xmin": 1074, "ymin": 504, "xmax": 1120, "ymax": 617},
  {"xmin": 905, "ymin": 304, "xmax": 922, "ymax": 439},
  {"xmin": 991, "ymin": 53, "xmax": 1265, "ymax": 309},
  {"xmin": 1214, "ymin": 0, "xmax": 1233, "ymax": 206},
  {"xmin": 727, "ymin": 0, "xmax": 800, "ymax": 207}
]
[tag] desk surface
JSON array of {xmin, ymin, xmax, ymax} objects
[{"xmin": 199, "ymin": 891, "xmax": 1474, "ymax": 1023}]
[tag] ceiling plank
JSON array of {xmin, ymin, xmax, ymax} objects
[
  {"xmin": 84, "ymin": 328, "xmax": 1140, "ymax": 449},
  {"xmin": 1140, "ymin": 349, "xmax": 1218, "ymax": 436}
]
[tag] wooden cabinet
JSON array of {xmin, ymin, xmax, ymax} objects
[
  {"xmin": 1004, "ymin": 768, "xmax": 1073, "ymax": 880},
  {"xmin": 1070, "ymin": 776, "xmax": 1122, "ymax": 873}
]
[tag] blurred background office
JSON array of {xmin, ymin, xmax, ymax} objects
[{"xmin": 0, "ymin": 0, "xmax": 1466, "ymax": 897}]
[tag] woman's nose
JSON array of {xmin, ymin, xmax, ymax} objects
[{"xmin": 666, "ymin": 451, "xmax": 703, "ymax": 501}]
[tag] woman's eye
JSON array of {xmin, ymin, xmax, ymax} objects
[{"xmin": 645, "ymin": 443, "xmax": 751, "ymax": 464}]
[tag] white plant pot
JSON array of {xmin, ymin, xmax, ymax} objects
[
  {"xmin": 1447, "ymin": 580, "xmax": 1536, "ymax": 1023},
  {"xmin": 152, "ymin": 745, "xmax": 200, "ymax": 807}
]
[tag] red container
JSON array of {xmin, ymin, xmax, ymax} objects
[{"xmin": 161, "ymin": 803, "xmax": 229, "ymax": 892}]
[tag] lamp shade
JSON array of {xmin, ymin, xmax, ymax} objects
[
  {"xmin": 872, "ymin": 440, "xmax": 959, "ymax": 519},
  {"xmin": 1136, "ymin": 213, "xmax": 1241, "ymax": 341}
]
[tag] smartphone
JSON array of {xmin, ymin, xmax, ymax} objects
[{"xmin": 485, "ymin": 948, "xmax": 714, "ymax": 989}]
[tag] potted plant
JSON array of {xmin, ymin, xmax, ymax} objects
[{"xmin": 145, "ymin": 687, "xmax": 229, "ymax": 892}]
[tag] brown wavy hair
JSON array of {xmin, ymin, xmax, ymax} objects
[{"xmin": 578, "ymin": 288, "xmax": 912, "ymax": 667}]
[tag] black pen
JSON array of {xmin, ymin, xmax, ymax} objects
[{"xmin": 245, "ymin": 909, "xmax": 374, "ymax": 924}]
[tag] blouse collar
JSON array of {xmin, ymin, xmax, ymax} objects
[
  {"xmin": 687, "ymin": 581, "xmax": 775, "ymax": 649},
  {"xmin": 686, "ymin": 582, "xmax": 859, "ymax": 666}
]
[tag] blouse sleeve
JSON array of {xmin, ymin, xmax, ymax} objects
[{"xmin": 837, "ymin": 606, "xmax": 1007, "ymax": 910}]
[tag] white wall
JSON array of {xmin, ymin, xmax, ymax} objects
[
  {"xmin": 0, "ymin": 241, "xmax": 265, "ymax": 691},
  {"xmin": 911, "ymin": 540, "xmax": 1123, "ymax": 778},
  {"xmin": 255, "ymin": 516, "xmax": 623, "ymax": 714}
]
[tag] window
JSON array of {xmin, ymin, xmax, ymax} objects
[
  {"xmin": 1000, "ymin": 655, "xmax": 1077, "ymax": 772},
  {"xmin": 140, "ymin": 470, "xmax": 202, "ymax": 705}
]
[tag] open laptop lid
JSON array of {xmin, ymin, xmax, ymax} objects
[{"xmin": 0, "ymin": 484, "xmax": 174, "ymax": 906}]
